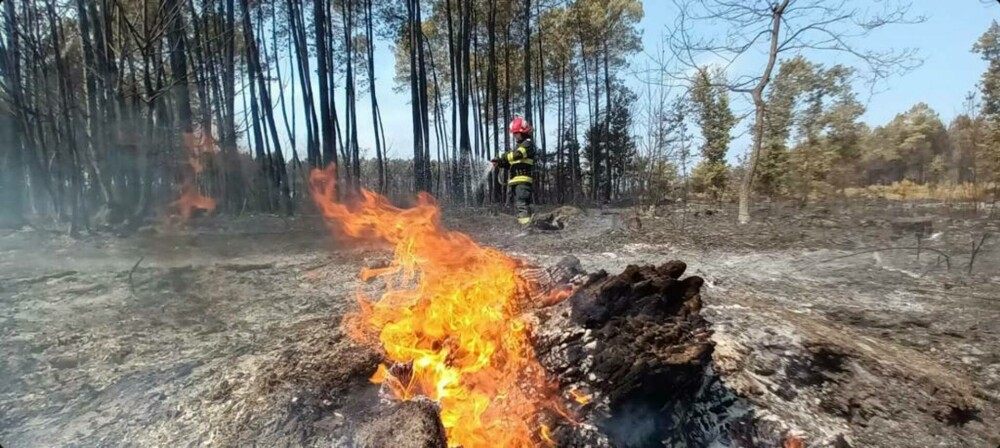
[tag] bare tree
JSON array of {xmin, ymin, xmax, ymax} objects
[{"xmin": 665, "ymin": 0, "xmax": 922, "ymax": 223}]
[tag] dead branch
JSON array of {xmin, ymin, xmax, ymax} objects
[
  {"xmin": 217, "ymin": 262, "xmax": 275, "ymax": 273},
  {"xmin": 665, "ymin": 0, "xmax": 923, "ymax": 93},
  {"xmin": 801, "ymin": 246, "xmax": 951, "ymax": 271},
  {"xmin": 968, "ymin": 233, "xmax": 991, "ymax": 275},
  {"xmin": 128, "ymin": 256, "xmax": 145, "ymax": 297}
]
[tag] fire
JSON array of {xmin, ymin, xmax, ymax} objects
[
  {"xmin": 169, "ymin": 130, "xmax": 217, "ymax": 222},
  {"xmin": 569, "ymin": 388, "xmax": 591, "ymax": 405},
  {"xmin": 309, "ymin": 165, "xmax": 566, "ymax": 447},
  {"xmin": 539, "ymin": 425, "xmax": 555, "ymax": 445}
]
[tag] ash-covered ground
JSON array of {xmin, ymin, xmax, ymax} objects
[{"xmin": 1, "ymin": 202, "xmax": 998, "ymax": 447}]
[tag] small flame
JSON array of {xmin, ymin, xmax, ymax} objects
[
  {"xmin": 785, "ymin": 436, "xmax": 805, "ymax": 448},
  {"xmin": 569, "ymin": 388, "xmax": 592, "ymax": 405},
  {"xmin": 540, "ymin": 425, "xmax": 555, "ymax": 446},
  {"xmin": 170, "ymin": 129, "xmax": 216, "ymax": 223},
  {"xmin": 309, "ymin": 165, "xmax": 575, "ymax": 447}
]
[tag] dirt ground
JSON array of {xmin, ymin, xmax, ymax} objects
[{"xmin": 1, "ymin": 201, "xmax": 998, "ymax": 447}]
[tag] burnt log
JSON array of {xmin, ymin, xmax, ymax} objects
[
  {"xmin": 532, "ymin": 206, "xmax": 586, "ymax": 231},
  {"xmin": 531, "ymin": 257, "xmax": 744, "ymax": 447}
]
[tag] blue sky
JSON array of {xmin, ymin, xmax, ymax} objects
[{"xmin": 266, "ymin": 1, "xmax": 998, "ymax": 163}]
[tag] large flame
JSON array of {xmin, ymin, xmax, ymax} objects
[{"xmin": 309, "ymin": 166, "xmax": 563, "ymax": 447}]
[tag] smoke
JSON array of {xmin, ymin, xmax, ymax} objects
[
  {"xmin": 0, "ymin": 115, "xmax": 26, "ymax": 229},
  {"xmin": 599, "ymin": 368, "xmax": 751, "ymax": 448},
  {"xmin": 603, "ymin": 401, "xmax": 665, "ymax": 447}
]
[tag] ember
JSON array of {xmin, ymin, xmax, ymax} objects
[
  {"xmin": 309, "ymin": 166, "xmax": 570, "ymax": 447},
  {"xmin": 568, "ymin": 389, "xmax": 591, "ymax": 405}
]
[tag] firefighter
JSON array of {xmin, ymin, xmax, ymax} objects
[{"xmin": 492, "ymin": 116, "xmax": 536, "ymax": 228}]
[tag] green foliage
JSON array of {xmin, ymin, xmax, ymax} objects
[
  {"xmin": 690, "ymin": 161, "xmax": 728, "ymax": 200},
  {"xmin": 757, "ymin": 56, "xmax": 813, "ymax": 197},
  {"xmin": 864, "ymin": 103, "xmax": 950, "ymax": 185},
  {"xmin": 974, "ymin": 22, "xmax": 1000, "ymax": 116},
  {"xmin": 973, "ymin": 21, "xmax": 1000, "ymax": 188},
  {"xmin": 689, "ymin": 67, "xmax": 735, "ymax": 199},
  {"xmin": 949, "ymin": 108, "xmax": 984, "ymax": 184}
]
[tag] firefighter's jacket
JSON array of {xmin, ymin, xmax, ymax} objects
[{"xmin": 496, "ymin": 138, "xmax": 536, "ymax": 185}]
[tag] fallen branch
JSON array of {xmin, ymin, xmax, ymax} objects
[
  {"xmin": 128, "ymin": 256, "xmax": 145, "ymax": 297},
  {"xmin": 217, "ymin": 262, "xmax": 275, "ymax": 273},
  {"xmin": 801, "ymin": 246, "xmax": 951, "ymax": 271},
  {"xmin": 11, "ymin": 270, "xmax": 78, "ymax": 286},
  {"xmin": 968, "ymin": 233, "xmax": 991, "ymax": 275}
]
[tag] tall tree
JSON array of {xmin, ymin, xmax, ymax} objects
[
  {"xmin": 0, "ymin": 0, "xmax": 27, "ymax": 226},
  {"xmin": 363, "ymin": 0, "xmax": 387, "ymax": 192},
  {"xmin": 949, "ymin": 94, "xmax": 984, "ymax": 184},
  {"xmin": 315, "ymin": 0, "xmax": 338, "ymax": 170},
  {"xmin": 667, "ymin": 0, "xmax": 921, "ymax": 223},
  {"xmin": 689, "ymin": 67, "xmax": 735, "ymax": 201},
  {"xmin": 973, "ymin": 21, "xmax": 1000, "ymax": 201},
  {"xmin": 756, "ymin": 57, "xmax": 812, "ymax": 197}
]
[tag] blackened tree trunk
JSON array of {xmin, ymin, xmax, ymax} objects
[
  {"xmin": 74, "ymin": 0, "xmax": 113, "ymax": 209},
  {"xmin": 602, "ymin": 45, "xmax": 612, "ymax": 201},
  {"xmin": 406, "ymin": 0, "xmax": 426, "ymax": 193},
  {"xmin": 1, "ymin": 0, "xmax": 27, "ymax": 226},
  {"xmin": 187, "ymin": 0, "xmax": 213, "ymax": 138},
  {"xmin": 457, "ymin": 0, "xmax": 473, "ymax": 204},
  {"xmin": 523, "ymin": 0, "xmax": 532, "ymax": 125},
  {"xmin": 445, "ymin": 0, "xmax": 459, "ymax": 197},
  {"xmin": 569, "ymin": 57, "xmax": 581, "ymax": 201},
  {"xmin": 364, "ymin": 0, "xmax": 386, "ymax": 193},
  {"xmin": 220, "ymin": 0, "xmax": 246, "ymax": 211},
  {"xmin": 342, "ymin": 0, "xmax": 361, "ymax": 192},
  {"xmin": 487, "ymin": 0, "xmax": 500, "ymax": 203},
  {"xmin": 535, "ymin": 0, "xmax": 546, "ymax": 202},
  {"xmin": 165, "ymin": 0, "xmax": 193, "ymax": 132},
  {"xmin": 46, "ymin": 0, "xmax": 86, "ymax": 235},
  {"xmin": 244, "ymin": 0, "xmax": 290, "ymax": 212},
  {"xmin": 314, "ymin": 0, "xmax": 337, "ymax": 170},
  {"xmin": 415, "ymin": 0, "xmax": 432, "ymax": 191},
  {"xmin": 288, "ymin": 0, "xmax": 320, "ymax": 167}
]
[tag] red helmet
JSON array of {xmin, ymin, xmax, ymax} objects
[{"xmin": 509, "ymin": 116, "xmax": 532, "ymax": 134}]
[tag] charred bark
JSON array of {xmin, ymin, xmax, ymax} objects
[{"xmin": 528, "ymin": 257, "xmax": 748, "ymax": 447}]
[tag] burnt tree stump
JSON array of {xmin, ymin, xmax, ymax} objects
[{"xmin": 530, "ymin": 257, "xmax": 742, "ymax": 447}]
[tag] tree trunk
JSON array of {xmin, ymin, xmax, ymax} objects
[
  {"xmin": 364, "ymin": 0, "xmax": 386, "ymax": 193},
  {"xmin": 406, "ymin": 0, "xmax": 425, "ymax": 193},
  {"xmin": 603, "ymin": 44, "xmax": 612, "ymax": 202},
  {"xmin": 523, "ymin": 0, "xmax": 532, "ymax": 124},
  {"xmin": 314, "ymin": 0, "xmax": 337, "ymax": 171},
  {"xmin": 535, "ymin": 0, "xmax": 547, "ymax": 202},
  {"xmin": 415, "ymin": 0, "xmax": 431, "ymax": 191},
  {"xmin": 289, "ymin": 0, "xmax": 320, "ymax": 167},
  {"xmin": 460, "ymin": 0, "xmax": 474, "ymax": 204},
  {"xmin": 737, "ymin": 1, "xmax": 789, "ymax": 224},
  {"xmin": 446, "ymin": 0, "xmax": 459, "ymax": 197},
  {"xmin": 1, "ymin": 0, "xmax": 27, "ymax": 225},
  {"xmin": 74, "ymin": 0, "xmax": 113, "ymax": 209}
]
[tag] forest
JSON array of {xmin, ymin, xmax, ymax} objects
[
  {"xmin": 0, "ymin": 0, "xmax": 998, "ymax": 234},
  {"xmin": 2, "ymin": 2, "xmax": 1000, "ymax": 447}
]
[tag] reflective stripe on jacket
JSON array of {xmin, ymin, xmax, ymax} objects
[{"xmin": 504, "ymin": 139, "xmax": 535, "ymax": 185}]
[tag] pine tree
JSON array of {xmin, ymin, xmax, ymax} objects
[
  {"xmin": 689, "ymin": 67, "xmax": 735, "ymax": 201},
  {"xmin": 973, "ymin": 21, "xmax": 1000, "ymax": 201}
]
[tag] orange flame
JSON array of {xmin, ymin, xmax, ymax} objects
[
  {"xmin": 170, "ymin": 130, "xmax": 216, "ymax": 222},
  {"xmin": 309, "ymin": 165, "xmax": 565, "ymax": 447},
  {"xmin": 540, "ymin": 425, "xmax": 555, "ymax": 446}
]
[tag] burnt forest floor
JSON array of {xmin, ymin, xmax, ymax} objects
[{"xmin": 1, "ymin": 200, "xmax": 998, "ymax": 447}]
